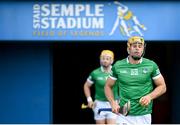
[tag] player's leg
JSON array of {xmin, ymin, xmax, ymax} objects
[
  {"xmin": 132, "ymin": 16, "xmax": 147, "ymax": 30},
  {"xmin": 106, "ymin": 112, "xmax": 117, "ymax": 124},
  {"xmin": 116, "ymin": 114, "xmax": 151, "ymax": 125},
  {"xmin": 133, "ymin": 25, "xmax": 143, "ymax": 36},
  {"xmin": 106, "ymin": 118, "xmax": 116, "ymax": 124},
  {"xmin": 120, "ymin": 20, "xmax": 131, "ymax": 37},
  {"xmin": 109, "ymin": 16, "xmax": 120, "ymax": 35},
  {"xmin": 95, "ymin": 119, "xmax": 106, "ymax": 124},
  {"xmin": 136, "ymin": 114, "xmax": 151, "ymax": 124},
  {"xmin": 105, "ymin": 101, "xmax": 118, "ymax": 124},
  {"xmin": 93, "ymin": 100, "xmax": 106, "ymax": 124}
]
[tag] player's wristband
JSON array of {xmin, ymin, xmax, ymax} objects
[{"xmin": 87, "ymin": 97, "xmax": 93, "ymax": 102}]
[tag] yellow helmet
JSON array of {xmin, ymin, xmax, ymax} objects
[
  {"xmin": 100, "ymin": 50, "xmax": 114, "ymax": 60},
  {"xmin": 127, "ymin": 36, "xmax": 145, "ymax": 48}
]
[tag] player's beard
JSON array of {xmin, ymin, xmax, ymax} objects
[
  {"xmin": 132, "ymin": 55, "xmax": 141, "ymax": 60},
  {"xmin": 102, "ymin": 64, "xmax": 109, "ymax": 68},
  {"xmin": 131, "ymin": 50, "xmax": 143, "ymax": 60}
]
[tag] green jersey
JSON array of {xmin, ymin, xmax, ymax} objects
[
  {"xmin": 110, "ymin": 57, "xmax": 161, "ymax": 115},
  {"xmin": 88, "ymin": 66, "xmax": 119, "ymax": 101}
]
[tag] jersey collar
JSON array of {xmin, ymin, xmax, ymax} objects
[
  {"xmin": 126, "ymin": 56, "xmax": 143, "ymax": 64},
  {"xmin": 101, "ymin": 65, "xmax": 112, "ymax": 73}
]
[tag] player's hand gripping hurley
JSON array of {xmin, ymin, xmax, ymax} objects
[{"xmin": 98, "ymin": 100, "xmax": 130, "ymax": 116}]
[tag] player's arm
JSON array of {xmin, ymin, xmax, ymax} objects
[
  {"xmin": 104, "ymin": 77, "xmax": 116, "ymax": 103},
  {"xmin": 150, "ymin": 74, "xmax": 166, "ymax": 99},
  {"xmin": 84, "ymin": 81, "xmax": 94, "ymax": 108},
  {"xmin": 104, "ymin": 77, "xmax": 120, "ymax": 114},
  {"xmin": 140, "ymin": 74, "xmax": 166, "ymax": 106}
]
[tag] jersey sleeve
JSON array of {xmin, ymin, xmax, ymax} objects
[
  {"xmin": 87, "ymin": 71, "xmax": 94, "ymax": 84},
  {"xmin": 151, "ymin": 61, "xmax": 161, "ymax": 80},
  {"xmin": 109, "ymin": 65, "xmax": 118, "ymax": 80}
]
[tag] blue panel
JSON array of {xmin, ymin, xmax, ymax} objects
[
  {"xmin": 0, "ymin": 1, "xmax": 180, "ymax": 41},
  {"xmin": 0, "ymin": 45, "xmax": 52, "ymax": 123}
]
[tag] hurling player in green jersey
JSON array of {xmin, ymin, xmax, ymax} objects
[
  {"xmin": 83, "ymin": 50, "xmax": 119, "ymax": 124},
  {"xmin": 105, "ymin": 36, "xmax": 166, "ymax": 125}
]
